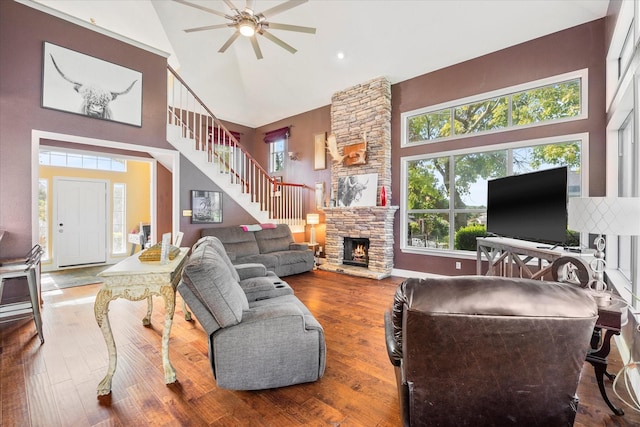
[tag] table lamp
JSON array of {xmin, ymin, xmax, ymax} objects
[
  {"xmin": 567, "ymin": 197, "xmax": 640, "ymax": 305},
  {"xmin": 307, "ymin": 213, "xmax": 320, "ymax": 245}
]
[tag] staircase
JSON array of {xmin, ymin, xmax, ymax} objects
[{"xmin": 165, "ymin": 66, "xmax": 308, "ymax": 232}]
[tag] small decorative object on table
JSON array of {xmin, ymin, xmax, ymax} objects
[
  {"xmin": 160, "ymin": 232, "xmax": 171, "ymax": 265},
  {"xmin": 138, "ymin": 243, "xmax": 181, "ymax": 262},
  {"xmin": 380, "ymin": 186, "xmax": 387, "ymax": 206}
]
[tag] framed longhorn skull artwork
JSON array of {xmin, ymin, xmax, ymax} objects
[{"xmin": 42, "ymin": 42, "xmax": 142, "ymax": 127}]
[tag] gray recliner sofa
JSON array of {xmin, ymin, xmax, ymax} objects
[
  {"xmin": 201, "ymin": 224, "xmax": 314, "ymax": 276},
  {"xmin": 192, "ymin": 236, "xmax": 293, "ymax": 301},
  {"xmin": 178, "ymin": 236, "xmax": 326, "ymax": 390}
]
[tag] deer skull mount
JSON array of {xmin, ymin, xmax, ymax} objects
[{"xmin": 326, "ymin": 132, "xmax": 367, "ymax": 166}]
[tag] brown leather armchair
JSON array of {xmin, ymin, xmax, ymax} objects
[{"xmin": 384, "ymin": 276, "xmax": 598, "ymax": 426}]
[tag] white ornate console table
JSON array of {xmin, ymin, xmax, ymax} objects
[
  {"xmin": 476, "ymin": 237, "xmax": 593, "ymax": 284},
  {"xmin": 94, "ymin": 247, "xmax": 189, "ymax": 396}
]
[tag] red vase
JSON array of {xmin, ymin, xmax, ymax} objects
[{"xmin": 380, "ymin": 186, "xmax": 387, "ymax": 206}]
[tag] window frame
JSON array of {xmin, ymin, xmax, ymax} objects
[
  {"xmin": 38, "ymin": 178, "xmax": 49, "ymax": 261},
  {"xmin": 603, "ymin": 0, "xmax": 639, "ymax": 310},
  {"xmin": 112, "ymin": 183, "xmax": 126, "ymax": 255},
  {"xmin": 268, "ymin": 137, "xmax": 286, "ymax": 174},
  {"xmin": 39, "ymin": 148, "xmax": 127, "ymax": 172},
  {"xmin": 401, "ymin": 69, "xmax": 588, "ymax": 148},
  {"xmin": 400, "ymin": 133, "xmax": 590, "ymax": 258}
]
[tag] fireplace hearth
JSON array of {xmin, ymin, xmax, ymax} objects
[{"xmin": 344, "ymin": 237, "xmax": 370, "ymax": 267}]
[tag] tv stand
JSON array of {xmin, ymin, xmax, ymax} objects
[{"xmin": 476, "ymin": 237, "xmax": 590, "ymax": 283}]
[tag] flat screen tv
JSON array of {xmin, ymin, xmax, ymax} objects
[{"xmin": 486, "ymin": 167, "xmax": 568, "ymax": 245}]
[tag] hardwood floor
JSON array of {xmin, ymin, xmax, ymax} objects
[{"xmin": 1, "ymin": 270, "xmax": 638, "ymax": 426}]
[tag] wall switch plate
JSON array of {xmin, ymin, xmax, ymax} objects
[
  {"xmin": 455, "ymin": 262, "xmax": 462, "ymax": 270},
  {"xmin": 182, "ymin": 210, "xmax": 192, "ymax": 217}
]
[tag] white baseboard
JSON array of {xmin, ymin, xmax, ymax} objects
[{"xmin": 391, "ymin": 268, "xmax": 447, "ymax": 279}]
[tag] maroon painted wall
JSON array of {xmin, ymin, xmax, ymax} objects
[
  {"xmin": 0, "ymin": 0, "xmax": 607, "ymax": 278},
  {"xmin": 391, "ymin": 19, "xmax": 607, "ymax": 275},
  {"xmin": 0, "ymin": 1, "xmax": 318, "ymax": 255},
  {"xmin": 253, "ymin": 105, "xmax": 332, "ymax": 245},
  {"xmin": 0, "ymin": 1, "xmax": 171, "ymax": 258}
]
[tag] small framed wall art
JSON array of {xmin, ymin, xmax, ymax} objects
[
  {"xmin": 191, "ymin": 190, "xmax": 223, "ymax": 224},
  {"xmin": 313, "ymin": 132, "xmax": 326, "ymax": 170}
]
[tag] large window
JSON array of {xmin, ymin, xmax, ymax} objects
[
  {"xmin": 403, "ymin": 71, "xmax": 586, "ymax": 146},
  {"xmin": 402, "ymin": 137, "xmax": 584, "ymax": 252}
]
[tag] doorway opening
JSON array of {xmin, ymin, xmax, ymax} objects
[{"xmin": 31, "ymin": 130, "xmax": 180, "ymax": 271}]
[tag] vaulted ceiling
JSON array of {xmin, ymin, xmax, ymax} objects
[{"xmin": 33, "ymin": 0, "xmax": 609, "ymax": 128}]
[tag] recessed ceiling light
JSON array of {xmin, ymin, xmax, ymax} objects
[{"xmin": 337, "ymin": 51, "xmax": 345, "ymax": 60}]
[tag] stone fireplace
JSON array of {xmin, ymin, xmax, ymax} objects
[{"xmin": 319, "ymin": 77, "xmax": 398, "ymax": 279}]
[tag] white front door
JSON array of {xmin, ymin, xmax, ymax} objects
[{"xmin": 54, "ymin": 178, "xmax": 107, "ymax": 267}]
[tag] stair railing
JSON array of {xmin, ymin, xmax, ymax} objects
[{"xmin": 167, "ymin": 66, "xmax": 307, "ymax": 226}]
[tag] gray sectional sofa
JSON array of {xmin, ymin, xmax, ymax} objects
[
  {"xmin": 178, "ymin": 236, "xmax": 326, "ymax": 390},
  {"xmin": 201, "ymin": 224, "xmax": 314, "ymax": 276}
]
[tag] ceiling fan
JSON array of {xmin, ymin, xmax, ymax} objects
[{"xmin": 174, "ymin": 0, "xmax": 316, "ymax": 59}]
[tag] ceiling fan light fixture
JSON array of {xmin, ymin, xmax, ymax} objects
[
  {"xmin": 176, "ymin": 0, "xmax": 316, "ymax": 59},
  {"xmin": 238, "ymin": 19, "xmax": 256, "ymax": 37}
]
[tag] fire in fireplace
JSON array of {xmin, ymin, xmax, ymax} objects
[{"xmin": 343, "ymin": 237, "xmax": 370, "ymax": 267}]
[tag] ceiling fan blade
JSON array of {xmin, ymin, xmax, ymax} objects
[
  {"xmin": 184, "ymin": 23, "xmax": 232, "ymax": 33},
  {"xmin": 259, "ymin": 0, "xmax": 307, "ymax": 19},
  {"xmin": 172, "ymin": 0, "xmax": 233, "ymax": 19},
  {"xmin": 266, "ymin": 22, "xmax": 316, "ymax": 34},
  {"xmin": 223, "ymin": 0, "xmax": 240, "ymax": 14},
  {"xmin": 250, "ymin": 35, "xmax": 263, "ymax": 60},
  {"xmin": 261, "ymin": 30, "xmax": 297, "ymax": 54},
  {"xmin": 218, "ymin": 31, "xmax": 241, "ymax": 53}
]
